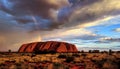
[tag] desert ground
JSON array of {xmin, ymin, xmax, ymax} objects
[{"xmin": 0, "ymin": 52, "xmax": 120, "ymax": 69}]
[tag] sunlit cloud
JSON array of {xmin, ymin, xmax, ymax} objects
[
  {"xmin": 114, "ymin": 28, "xmax": 120, "ymax": 32},
  {"xmin": 78, "ymin": 16, "xmax": 115, "ymax": 28}
]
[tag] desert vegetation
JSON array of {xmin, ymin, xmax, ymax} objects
[{"xmin": 0, "ymin": 51, "xmax": 120, "ymax": 69}]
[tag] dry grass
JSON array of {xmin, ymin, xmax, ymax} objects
[{"xmin": 0, "ymin": 52, "xmax": 120, "ymax": 69}]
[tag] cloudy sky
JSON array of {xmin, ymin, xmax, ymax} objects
[{"xmin": 0, "ymin": 0, "xmax": 120, "ymax": 51}]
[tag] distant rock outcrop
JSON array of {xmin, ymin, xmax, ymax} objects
[{"xmin": 18, "ymin": 41, "xmax": 78, "ymax": 53}]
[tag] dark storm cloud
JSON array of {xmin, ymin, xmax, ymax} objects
[
  {"xmin": 14, "ymin": 17, "xmax": 33, "ymax": 24},
  {"xmin": 0, "ymin": 11, "xmax": 33, "ymax": 33},
  {"xmin": 58, "ymin": 0, "xmax": 102, "ymax": 22},
  {"xmin": 0, "ymin": 0, "xmax": 59, "ymax": 18},
  {"xmin": 1, "ymin": 0, "xmax": 120, "ymax": 31},
  {"xmin": 0, "ymin": 0, "xmax": 69, "ymax": 31},
  {"xmin": 69, "ymin": 0, "xmax": 101, "ymax": 7},
  {"xmin": 58, "ymin": 0, "xmax": 120, "ymax": 27}
]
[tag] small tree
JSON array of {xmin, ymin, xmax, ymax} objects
[
  {"xmin": 89, "ymin": 50, "xmax": 92, "ymax": 53},
  {"xmin": 8, "ymin": 49, "xmax": 11, "ymax": 53},
  {"xmin": 81, "ymin": 50, "xmax": 84, "ymax": 53},
  {"xmin": 109, "ymin": 49, "xmax": 112, "ymax": 55}
]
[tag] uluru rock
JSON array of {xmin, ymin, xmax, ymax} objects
[{"xmin": 18, "ymin": 41, "xmax": 78, "ymax": 53}]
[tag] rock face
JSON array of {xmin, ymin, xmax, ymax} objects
[{"xmin": 18, "ymin": 41, "xmax": 78, "ymax": 53}]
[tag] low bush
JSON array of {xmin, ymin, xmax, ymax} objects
[{"xmin": 57, "ymin": 54, "xmax": 66, "ymax": 58}]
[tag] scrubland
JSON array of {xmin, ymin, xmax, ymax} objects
[{"xmin": 0, "ymin": 52, "xmax": 120, "ymax": 69}]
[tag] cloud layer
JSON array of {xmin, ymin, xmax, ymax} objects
[
  {"xmin": 1, "ymin": 0, "xmax": 68, "ymax": 18},
  {"xmin": 0, "ymin": 0, "xmax": 120, "ymax": 31},
  {"xmin": 96, "ymin": 37, "xmax": 120, "ymax": 43},
  {"xmin": 0, "ymin": 0, "xmax": 120, "ymax": 51}
]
